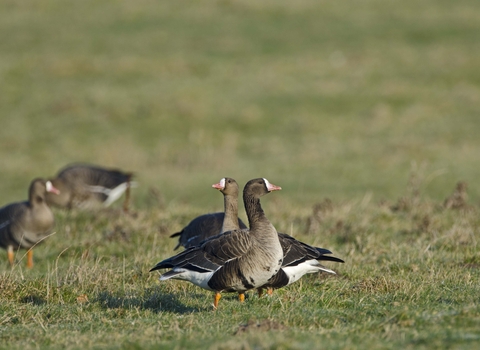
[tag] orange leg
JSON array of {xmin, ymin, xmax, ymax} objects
[
  {"xmin": 238, "ymin": 293, "xmax": 245, "ymax": 302},
  {"xmin": 7, "ymin": 246, "xmax": 14, "ymax": 266},
  {"xmin": 267, "ymin": 287, "xmax": 273, "ymax": 296},
  {"xmin": 257, "ymin": 288, "xmax": 264, "ymax": 298},
  {"xmin": 213, "ymin": 292, "xmax": 221, "ymax": 309},
  {"xmin": 27, "ymin": 250, "xmax": 34, "ymax": 269}
]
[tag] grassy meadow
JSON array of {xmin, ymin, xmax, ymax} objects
[{"xmin": 1, "ymin": 0, "xmax": 479, "ymax": 348}]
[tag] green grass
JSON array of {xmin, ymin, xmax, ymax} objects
[
  {"xmin": 1, "ymin": 198, "xmax": 479, "ymax": 349},
  {"xmin": 0, "ymin": 0, "xmax": 480, "ymax": 348}
]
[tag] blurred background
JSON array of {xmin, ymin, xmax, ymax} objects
[{"xmin": 1, "ymin": 0, "xmax": 479, "ymax": 210}]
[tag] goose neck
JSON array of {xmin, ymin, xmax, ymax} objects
[
  {"xmin": 222, "ymin": 194, "xmax": 240, "ymax": 233},
  {"xmin": 243, "ymin": 194, "xmax": 267, "ymax": 229}
]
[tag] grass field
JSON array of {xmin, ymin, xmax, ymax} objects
[{"xmin": 0, "ymin": 0, "xmax": 479, "ymax": 349}]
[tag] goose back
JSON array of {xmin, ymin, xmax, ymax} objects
[
  {"xmin": 170, "ymin": 213, "xmax": 247, "ymax": 250},
  {"xmin": 46, "ymin": 163, "xmax": 133, "ymax": 209}
]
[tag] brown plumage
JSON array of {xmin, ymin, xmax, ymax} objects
[
  {"xmin": 45, "ymin": 163, "xmax": 134, "ymax": 211},
  {"xmin": 150, "ymin": 178, "xmax": 283, "ymax": 309},
  {"xmin": 0, "ymin": 178, "xmax": 60, "ymax": 268}
]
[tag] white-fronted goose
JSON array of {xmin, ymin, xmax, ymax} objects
[
  {"xmin": 212, "ymin": 178, "xmax": 344, "ymax": 298},
  {"xmin": 0, "ymin": 178, "xmax": 60, "ymax": 268},
  {"xmin": 169, "ymin": 180, "xmax": 247, "ymax": 250},
  {"xmin": 150, "ymin": 178, "xmax": 283, "ymax": 309},
  {"xmin": 211, "ymin": 177, "xmax": 248, "ymax": 302},
  {"xmin": 45, "ymin": 164, "xmax": 134, "ymax": 211}
]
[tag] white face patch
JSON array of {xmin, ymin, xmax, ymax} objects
[
  {"xmin": 263, "ymin": 178, "xmax": 271, "ymax": 190},
  {"xmin": 212, "ymin": 178, "xmax": 226, "ymax": 191},
  {"xmin": 45, "ymin": 181, "xmax": 61, "ymax": 195},
  {"xmin": 263, "ymin": 178, "xmax": 281, "ymax": 192}
]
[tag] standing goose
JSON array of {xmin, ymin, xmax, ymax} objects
[
  {"xmin": 150, "ymin": 178, "xmax": 283, "ymax": 309},
  {"xmin": 211, "ymin": 177, "xmax": 248, "ymax": 302},
  {"xmin": 212, "ymin": 178, "xmax": 344, "ymax": 298},
  {"xmin": 0, "ymin": 178, "xmax": 60, "ymax": 268},
  {"xmin": 45, "ymin": 164, "xmax": 134, "ymax": 212},
  {"xmin": 169, "ymin": 181, "xmax": 247, "ymax": 250}
]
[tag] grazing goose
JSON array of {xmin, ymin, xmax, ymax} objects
[
  {"xmin": 0, "ymin": 178, "xmax": 60, "ymax": 268},
  {"xmin": 150, "ymin": 178, "xmax": 283, "ymax": 309},
  {"xmin": 212, "ymin": 178, "xmax": 344, "ymax": 298},
  {"xmin": 45, "ymin": 164, "xmax": 134, "ymax": 211},
  {"xmin": 169, "ymin": 181, "xmax": 247, "ymax": 250}
]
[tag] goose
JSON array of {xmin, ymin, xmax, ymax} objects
[
  {"xmin": 150, "ymin": 178, "xmax": 283, "ymax": 309},
  {"xmin": 0, "ymin": 178, "xmax": 60, "ymax": 268},
  {"xmin": 211, "ymin": 177, "xmax": 249, "ymax": 302},
  {"xmin": 45, "ymin": 164, "xmax": 134, "ymax": 211},
  {"xmin": 169, "ymin": 180, "xmax": 247, "ymax": 250},
  {"xmin": 211, "ymin": 178, "xmax": 344, "ymax": 298}
]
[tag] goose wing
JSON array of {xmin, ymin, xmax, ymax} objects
[
  {"xmin": 150, "ymin": 247, "xmax": 220, "ymax": 273},
  {"xmin": 278, "ymin": 233, "xmax": 344, "ymax": 267},
  {"xmin": 169, "ymin": 213, "xmax": 249, "ymax": 250},
  {"xmin": 150, "ymin": 229, "xmax": 253, "ymax": 273},
  {"xmin": 201, "ymin": 228, "xmax": 252, "ymax": 265},
  {"xmin": 0, "ymin": 202, "xmax": 27, "ymax": 247},
  {"xmin": 0, "ymin": 218, "xmax": 11, "ymax": 231}
]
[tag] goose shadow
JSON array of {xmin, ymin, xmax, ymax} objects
[{"xmin": 95, "ymin": 288, "xmax": 210, "ymax": 314}]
